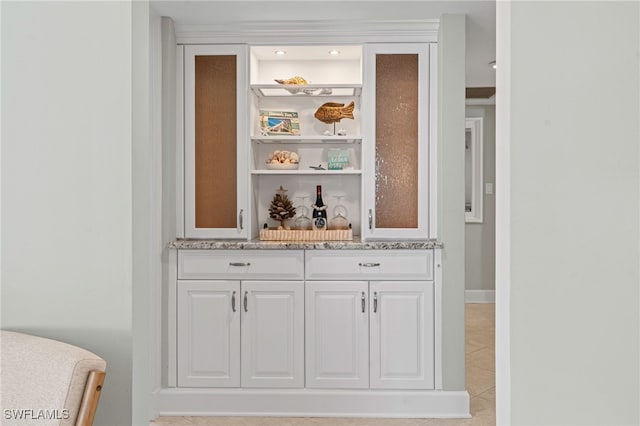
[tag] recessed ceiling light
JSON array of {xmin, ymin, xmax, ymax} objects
[
  {"xmin": 329, "ymin": 49, "xmax": 341, "ymax": 55},
  {"xmin": 274, "ymin": 50, "xmax": 286, "ymax": 55},
  {"xmin": 489, "ymin": 60, "xmax": 497, "ymax": 69}
]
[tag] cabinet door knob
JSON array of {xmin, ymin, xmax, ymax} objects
[
  {"xmin": 361, "ymin": 291, "xmax": 366, "ymax": 313},
  {"xmin": 368, "ymin": 209, "xmax": 373, "ymax": 230},
  {"xmin": 231, "ymin": 291, "xmax": 237, "ymax": 312},
  {"xmin": 239, "ymin": 209, "xmax": 244, "ymax": 230},
  {"xmin": 229, "ymin": 262, "xmax": 251, "ymax": 267},
  {"xmin": 243, "ymin": 291, "xmax": 248, "ymax": 312},
  {"xmin": 373, "ymin": 292, "xmax": 378, "ymax": 313},
  {"xmin": 359, "ymin": 262, "xmax": 381, "ymax": 268}
]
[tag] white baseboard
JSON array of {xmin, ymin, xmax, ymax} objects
[
  {"xmin": 465, "ymin": 289, "xmax": 495, "ymax": 303},
  {"xmin": 155, "ymin": 388, "xmax": 470, "ymax": 419}
]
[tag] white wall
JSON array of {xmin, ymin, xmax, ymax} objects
[
  {"xmin": 1, "ymin": 2, "xmax": 133, "ymax": 425},
  {"xmin": 501, "ymin": 1, "xmax": 639, "ymax": 424}
]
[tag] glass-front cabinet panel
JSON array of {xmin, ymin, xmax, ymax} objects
[
  {"xmin": 362, "ymin": 44, "xmax": 432, "ymax": 239},
  {"xmin": 184, "ymin": 45, "xmax": 248, "ymax": 238}
]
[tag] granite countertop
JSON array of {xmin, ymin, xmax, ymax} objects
[{"xmin": 168, "ymin": 237, "xmax": 443, "ymax": 250}]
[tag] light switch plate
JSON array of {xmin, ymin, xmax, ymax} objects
[{"xmin": 485, "ymin": 183, "xmax": 494, "ymax": 194}]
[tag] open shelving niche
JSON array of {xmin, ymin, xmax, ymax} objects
[{"xmin": 249, "ymin": 45, "xmax": 364, "ymax": 239}]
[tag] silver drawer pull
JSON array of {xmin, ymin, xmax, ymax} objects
[
  {"xmin": 239, "ymin": 209, "xmax": 244, "ymax": 230},
  {"xmin": 361, "ymin": 292, "xmax": 366, "ymax": 313},
  {"xmin": 231, "ymin": 291, "xmax": 236, "ymax": 312},
  {"xmin": 359, "ymin": 262, "xmax": 380, "ymax": 267},
  {"xmin": 244, "ymin": 291, "xmax": 248, "ymax": 312},
  {"xmin": 229, "ymin": 262, "xmax": 251, "ymax": 267},
  {"xmin": 373, "ymin": 292, "xmax": 378, "ymax": 313}
]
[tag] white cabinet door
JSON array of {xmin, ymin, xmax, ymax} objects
[
  {"xmin": 305, "ymin": 281, "xmax": 369, "ymax": 389},
  {"xmin": 184, "ymin": 45, "xmax": 249, "ymax": 239},
  {"xmin": 369, "ymin": 281, "xmax": 435, "ymax": 389},
  {"xmin": 177, "ymin": 280, "xmax": 240, "ymax": 387},
  {"xmin": 362, "ymin": 43, "xmax": 435, "ymax": 239},
  {"xmin": 241, "ymin": 281, "xmax": 304, "ymax": 388}
]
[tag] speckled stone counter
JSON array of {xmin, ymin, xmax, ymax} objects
[{"xmin": 168, "ymin": 237, "xmax": 443, "ymax": 250}]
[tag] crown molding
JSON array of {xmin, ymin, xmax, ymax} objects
[{"xmin": 175, "ymin": 19, "xmax": 439, "ymax": 44}]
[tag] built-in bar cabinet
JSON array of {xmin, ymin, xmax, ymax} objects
[{"xmin": 163, "ymin": 31, "xmax": 467, "ymax": 418}]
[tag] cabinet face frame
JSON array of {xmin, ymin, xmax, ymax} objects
[
  {"xmin": 362, "ymin": 43, "xmax": 434, "ymax": 240},
  {"xmin": 183, "ymin": 44, "xmax": 249, "ymax": 239}
]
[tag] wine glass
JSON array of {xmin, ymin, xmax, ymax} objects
[
  {"xmin": 329, "ymin": 194, "xmax": 349, "ymax": 230},
  {"xmin": 294, "ymin": 196, "xmax": 312, "ymax": 230}
]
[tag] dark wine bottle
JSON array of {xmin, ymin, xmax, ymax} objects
[{"xmin": 312, "ymin": 185, "xmax": 328, "ymax": 230}]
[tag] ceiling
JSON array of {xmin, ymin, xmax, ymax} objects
[{"xmin": 151, "ymin": 0, "xmax": 496, "ymax": 89}]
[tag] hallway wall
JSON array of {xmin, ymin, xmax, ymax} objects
[{"xmin": 465, "ymin": 105, "xmax": 496, "ymax": 298}]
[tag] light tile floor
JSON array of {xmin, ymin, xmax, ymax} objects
[{"xmin": 151, "ymin": 303, "xmax": 495, "ymax": 426}]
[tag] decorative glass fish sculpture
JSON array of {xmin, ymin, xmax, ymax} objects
[{"xmin": 314, "ymin": 101, "xmax": 355, "ymax": 124}]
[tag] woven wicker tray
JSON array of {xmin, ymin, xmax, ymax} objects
[{"xmin": 259, "ymin": 229, "xmax": 353, "ymax": 241}]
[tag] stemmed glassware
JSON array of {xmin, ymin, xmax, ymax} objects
[
  {"xmin": 329, "ymin": 194, "xmax": 349, "ymax": 230},
  {"xmin": 293, "ymin": 195, "xmax": 312, "ymax": 230}
]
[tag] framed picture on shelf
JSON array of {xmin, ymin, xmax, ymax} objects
[{"xmin": 260, "ymin": 110, "xmax": 300, "ymax": 136}]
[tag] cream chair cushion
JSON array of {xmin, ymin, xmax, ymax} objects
[{"xmin": 1, "ymin": 331, "xmax": 106, "ymax": 426}]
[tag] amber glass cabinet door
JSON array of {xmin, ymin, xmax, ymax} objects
[
  {"xmin": 184, "ymin": 45, "xmax": 248, "ymax": 239},
  {"xmin": 362, "ymin": 44, "xmax": 434, "ymax": 240}
]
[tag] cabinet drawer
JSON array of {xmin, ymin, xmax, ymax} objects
[
  {"xmin": 305, "ymin": 250, "xmax": 433, "ymax": 280},
  {"xmin": 178, "ymin": 250, "xmax": 304, "ymax": 280}
]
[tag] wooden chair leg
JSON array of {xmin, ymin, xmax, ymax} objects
[{"xmin": 75, "ymin": 370, "xmax": 106, "ymax": 426}]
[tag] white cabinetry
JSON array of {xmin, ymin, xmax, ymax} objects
[
  {"xmin": 249, "ymin": 46, "xmax": 363, "ymax": 236},
  {"xmin": 241, "ymin": 280, "xmax": 304, "ymax": 388},
  {"xmin": 362, "ymin": 43, "xmax": 436, "ymax": 239},
  {"xmin": 305, "ymin": 281, "xmax": 369, "ymax": 389},
  {"xmin": 180, "ymin": 43, "xmax": 436, "ymax": 240},
  {"xmin": 177, "ymin": 280, "xmax": 239, "ymax": 387},
  {"xmin": 305, "ymin": 251, "xmax": 435, "ymax": 390},
  {"xmin": 183, "ymin": 45, "xmax": 249, "ymax": 239},
  {"xmin": 176, "ymin": 251, "xmax": 305, "ymax": 388},
  {"xmin": 165, "ymin": 247, "xmax": 451, "ymax": 416},
  {"xmin": 369, "ymin": 281, "xmax": 434, "ymax": 389}
]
